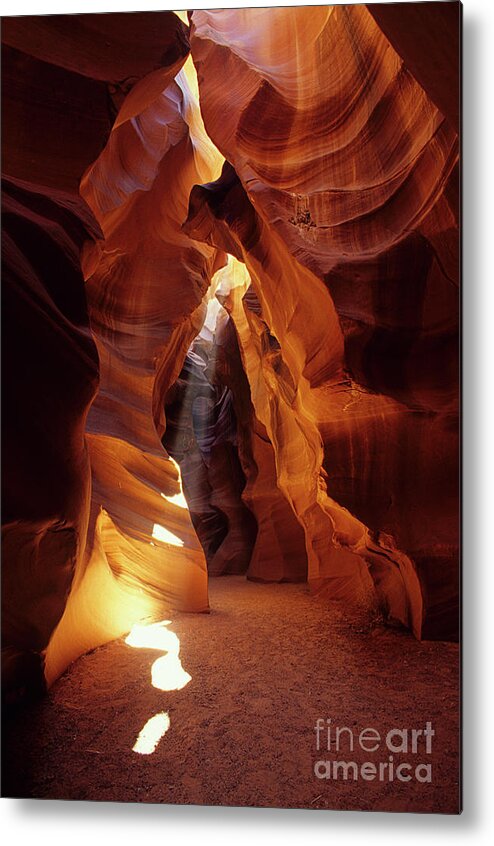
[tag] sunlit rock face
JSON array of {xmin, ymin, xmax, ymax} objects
[
  {"xmin": 44, "ymin": 55, "xmax": 225, "ymax": 683},
  {"xmin": 188, "ymin": 4, "xmax": 459, "ymax": 639},
  {"xmin": 0, "ymin": 12, "xmax": 212, "ymax": 695},
  {"xmin": 211, "ymin": 296, "xmax": 308, "ymax": 583},
  {"xmin": 185, "ymin": 174, "xmax": 423, "ymax": 634}
]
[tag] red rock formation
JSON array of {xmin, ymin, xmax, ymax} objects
[
  {"xmin": 189, "ymin": 5, "xmax": 458, "ymax": 290},
  {"xmin": 163, "ymin": 293, "xmax": 307, "ymax": 582},
  {"xmin": 44, "ymin": 55, "xmax": 225, "ymax": 683},
  {"xmin": 367, "ymin": 2, "xmax": 460, "ymax": 132},
  {"xmin": 1, "ymin": 177, "xmax": 100, "ymax": 702},
  {"xmin": 187, "ymin": 3, "xmax": 459, "ymax": 638},
  {"xmin": 1, "ymin": 12, "xmax": 189, "ymax": 193},
  {"xmin": 185, "ymin": 170, "xmax": 423, "ymax": 633},
  {"xmin": 211, "ymin": 297, "xmax": 308, "ymax": 583},
  {"xmin": 0, "ymin": 12, "xmax": 215, "ymax": 695}
]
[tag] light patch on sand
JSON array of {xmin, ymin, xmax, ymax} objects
[
  {"xmin": 133, "ymin": 712, "xmax": 170, "ymax": 755},
  {"xmin": 125, "ymin": 620, "xmax": 192, "ymax": 691}
]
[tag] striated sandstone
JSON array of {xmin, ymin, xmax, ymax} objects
[
  {"xmin": 186, "ymin": 2, "xmax": 459, "ymax": 637},
  {"xmin": 44, "ymin": 55, "xmax": 225, "ymax": 683}
]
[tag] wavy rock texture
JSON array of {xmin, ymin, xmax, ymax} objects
[
  {"xmin": 185, "ymin": 179, "xmax": 422, "ymax": 634},
  {"xmin": 187, "ymin": 3, "xmax": 459, "ymax": 638},
  {"xmin": 367, "ymin": 2, "xmax": 460, "ymax": 132},
  {"xmin": 190, "ymin": 5, "xmax": 459, "ymax": 290},
  {"xmin": 163, "ymin": 291, "xmax": 306, "ymax": 582},
  {"xmin": 0, "ymin": 12, "xmax": 213, "ymax": 695},
  {"xmin": 210, "ymin": 290, "xmax": 308, "ymax": 583},
  {"xmin": 44, "ymin": 56, "xmax": 225, "ymax": 684},
  {"xmin": 1, "ymin": 12, "xmax": 189, "ymax": 192}
]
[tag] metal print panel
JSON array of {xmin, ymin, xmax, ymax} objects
[{"xmin": 1, "ymin": 1, "xmax": 461, "ymax": 814}]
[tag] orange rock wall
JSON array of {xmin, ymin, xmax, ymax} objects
[
  {"xmin": 44, "ymin": 57, "xmax": 226, "ymax": 683},
  {"xmin": 1, "ymin": 12, "xmax": 222, "ymax": 694},
  {"xmin": 187, "ymin": 4, "xmax": 459, "ymax": 638}
]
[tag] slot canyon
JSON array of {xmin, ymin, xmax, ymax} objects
[{"xmin": 1, "ymin": 3, "xmax": 460, "ymax": 812}]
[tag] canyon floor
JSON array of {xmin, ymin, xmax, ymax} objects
[{"xmin": 2, "ymin": 576, "xmax": 460, "ymax": 813}]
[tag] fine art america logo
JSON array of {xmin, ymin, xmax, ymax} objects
[{"xmin": 314, "ymin": 718, "xmax": 435, "ymax": 783}]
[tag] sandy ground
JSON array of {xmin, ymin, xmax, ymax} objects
[{"xmin": 2, "ymin": 576, "xmax": 460, "ymax": 813}]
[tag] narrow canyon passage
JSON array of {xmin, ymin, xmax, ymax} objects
[
  {"xmin": 162, "ymin": 302, "xmax": 258, "ymax": 576},
  {"xmin": 2, "ymin": 577, "xmax": 459, "ymax": 811}
]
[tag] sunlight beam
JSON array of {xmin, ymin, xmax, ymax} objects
[
  {"xmin": 151, "ymin": 523, "xmax": 184, "ymax": 546},
  {"xmin": 160, "ymin": 490, "xmax": 188, "ymax": 510}
]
